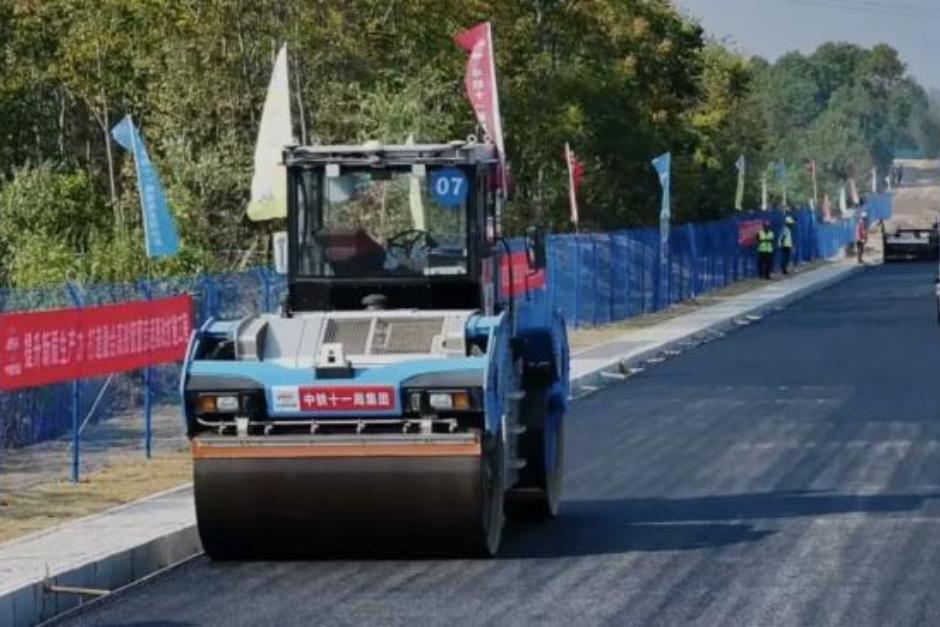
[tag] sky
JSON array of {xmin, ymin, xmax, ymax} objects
[{"xmin": 675, "ymin": 0, "xmax": 938, "ymax": 91}]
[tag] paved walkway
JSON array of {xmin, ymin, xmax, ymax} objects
[{"xmin": 0, "ymin": 259, "xmax": 860, "ymax": 626}]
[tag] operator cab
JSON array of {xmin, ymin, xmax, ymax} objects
[{"xmin": 285, "ymin": 141, "xmax": 499, "ymax": 312}]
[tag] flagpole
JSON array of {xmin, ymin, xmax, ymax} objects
[
  {"xmin": 128, "ymin": 116, "xmax": 154, "ymax": 461},
  {"xmin": 811, "ymin": 161, "xmax": 819, "ymax": 208},
  {"xmin": 566, "ymin": 142, "xmax": 579, "ymax": 233}
]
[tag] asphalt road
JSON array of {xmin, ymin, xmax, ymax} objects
[{"xmin": 59, "ymin": 263, "xmax": 940, "ymax": 627}]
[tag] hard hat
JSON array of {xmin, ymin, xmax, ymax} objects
[
  {"xmin": 785, "ymin": 216, "xmax": 795, "ymax": 225},
  {"xmin": 861, "ymin": 211, "xmax": 868, "ymax": 218}
]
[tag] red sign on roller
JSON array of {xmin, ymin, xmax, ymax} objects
[
  {"xmin": 0, "ymin": 295, "xmax": 193, "ymax": 391},
  {"xmin": 298, "ymin": 386, "xmax": 396, "ymax": 412}
]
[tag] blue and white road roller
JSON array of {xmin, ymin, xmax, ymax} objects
[{"xmin": 180, "ymin": 141, "xmax": 569, "ymax": 558}]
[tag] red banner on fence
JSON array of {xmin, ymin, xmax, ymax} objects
[
  {"xmin": 738, "ymin": 219, "xmax": 764, "ymax": 247},
  {"xmin": 0, "ymin": 295, "xmax": 193, "ymax": 391}
]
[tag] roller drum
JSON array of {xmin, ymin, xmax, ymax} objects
[{"xmin": 192, "ymin": 436, "xmax": 492, "ymax": 559}]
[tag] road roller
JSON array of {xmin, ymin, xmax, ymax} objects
[{"xmin": 180, "ymin": 141, "xmax": 569, "ymax": 558}]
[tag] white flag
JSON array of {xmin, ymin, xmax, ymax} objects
[
  {"xmin": 247, "ymin": 45, "xmax": 294, "ymax": 221},
  {"xmin": 565, "ymin": 142, "xmax": 580, "ymax": 227}
]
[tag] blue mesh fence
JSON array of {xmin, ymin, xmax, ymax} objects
[
  {"xmin": 0, "ymin": 268, "xmax": 287, "ymax": 469},
  {"xmin": 551, "ymin": 193, "xmax": 892, "ymax": 328},
  {"xmin": 0, "ymin": 193, "xmax": 891, "ymax": 474}
]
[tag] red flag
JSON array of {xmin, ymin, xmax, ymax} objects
[
  {"xmin": 455, "ymin": 22, "xmax": 507, "ymax": 191},
  {"xmin": 565, "ymin": 143, "xmax": 584, "ymax": 226}
]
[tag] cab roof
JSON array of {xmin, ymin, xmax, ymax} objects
[{"xmin": 284, "ymin": 140, "xmax": 498, "ymax": 168}]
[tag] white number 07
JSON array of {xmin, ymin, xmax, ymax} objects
[{"xmin": 435, "ymin": 176, "xmax": 464, "ymax": 197}]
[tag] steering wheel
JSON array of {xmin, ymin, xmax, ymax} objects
[{"xmin": 386, "ymin": 229, "xmax": 437, "ymax": 257}]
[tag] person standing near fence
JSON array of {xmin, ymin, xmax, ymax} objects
[
  {"xmin": 856, "ymin": 211, "xmax": 869, "ymax": 264},
  {"xmin": 779, "ymin": 216, "xmax": 795, "ymax": 275},
  {"xmin": 757, "ymin": 220, "xmax": 775, "ymax": 280}
]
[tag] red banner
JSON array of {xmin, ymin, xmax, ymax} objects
[
  {"xmin": 298, "ymin": 386, "xmax": 395, "ymax": 412},
  {"xmin": 455, "ymin": 22, "xmax": 507, "ymax": 189},
  {"xmin": 0, "ymin": 295, "xmax": 193, "ymax": 391},
  {"xmin": 738, "ymin": 219, "xmax": 764, "ymax": 247}
]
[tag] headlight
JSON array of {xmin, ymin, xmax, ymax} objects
[
  {"xmin": 216, "ymin": 395, "xmax": 240, "ymax": 413},
  {"xmin": 405, "ymin": 388, "xmax": 477, "ymax": 414},
  {"xmin": 428, "ymin": 390, "xmax": 472, "ymax": 411},
  {"xmin": 428, "ymin": 393, "xmax": 454, "ymax": 411},
  {"xmin": 195, "ymin": 394, "xmax": 240, "ymax": 415}
]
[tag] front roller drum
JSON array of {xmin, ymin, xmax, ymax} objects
[{"xmin": 192, "ymin": 435, "xmax": 504, "ymax": 559}]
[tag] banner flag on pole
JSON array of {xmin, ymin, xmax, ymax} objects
[
  {"xmin": 871, "ymin": 166, "xmax": 878, "ymax": 193},
  {"xmin": 776, "ymin": 160, "xmax": 788, "ymax": 207},
  {"xmin": 839, "ymin": 184, "xmax": 848, "ymax": 213},
  {"xmin": 761, "ymin": 172, "xmax": 769, "ymax": 210},
  {"xmin": 734, "ymin": 155, "xmax": 746, "ymax": 211},
  {"xmin": 849, "ymin": 178, "xmax": 860, "ymax": 206},
  {"xmin": 247, "ymin": 44, "xmax": 293, "ymax": 222},
  {"xmin": 652, "ymin": 152, "xmax": 671, "ymax": 249},
  {"xmin": 111, "ymin": 115, "xmax": 180, "ymax": 258},
  {"xmin": 804, "ymin": 160, "xmax": 819, "ymax": 207},
  {"xmin": 565, "ymin": 143, "xmax": 584, "ymax": 227},
  {"xmin": 455, "ymin": 22, "xmax": 507, "ymax": 192}
]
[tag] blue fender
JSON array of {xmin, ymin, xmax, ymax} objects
[{"xmin": 483, "ymin": 313, "xmax": 518, "ymax": 439}]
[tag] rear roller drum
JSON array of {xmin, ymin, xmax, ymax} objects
[{"xmin": 513, "ymin": 383, "xmax": 565, "ymax": 518}]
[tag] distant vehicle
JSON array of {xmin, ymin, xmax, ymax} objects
[
  {"xmin": 882, "ymin": 226, "xmax": 939, "ymax": 263},
  {"xmin": 935, "ymin": 272, "xmax": 940, "ymax": 324}
]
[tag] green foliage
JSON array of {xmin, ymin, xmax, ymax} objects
[
  {"xmin": 0, "ymin": 165, "xmax": 105, "ymax": 283},
  {"xmin": 0, "ymin": 1, "xmax": 936, "ymax": 288}
]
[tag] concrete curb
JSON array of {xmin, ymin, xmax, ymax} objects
[
  {"xmin": 1, "ymin": 486, "xmax": 199, "ymax": 627},
  {"xmin": 568, "ymin": 263, "xmax": 862, "ymax": 397},
  {"xmin": 0, "ymin": 262, "xmax": 861, "ymax": 626}
]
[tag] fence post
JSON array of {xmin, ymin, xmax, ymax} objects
[
  {"xmin": 591, "ymin": 237, "xmax": 599, "ymax": 326},
  {"xmin": 256, "ymin": 268, "xmax": 272, "ymax": 313},
  {"xmin": 65, "ymin": 282, "xmax": 83, "ymax": 483},
  {"xmin": 608, "ymin": 234, "xmax": 616, "ymax": 322},
  {"xmin": 139, "ymin": 279, "xmax": 154, "ymax": 459},
  {"xmin": 573, "ymin": 236, "xmax": 581, "ymax": 329}
]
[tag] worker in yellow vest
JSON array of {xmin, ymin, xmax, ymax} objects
[
  {"xmin": 757, "ymin": 220, "xmax": 775, "ymax": 280},
  {"xmin": 779, "ymin": 216, "xmax": 795, "ymax": 275}
]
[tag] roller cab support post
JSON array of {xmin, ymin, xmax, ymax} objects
[{"xmin": 180, "ymin": 141, "xmax": 569, "ymax": 558}]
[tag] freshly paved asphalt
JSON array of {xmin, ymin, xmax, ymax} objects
[{"xmin": 60, "ymin": 263, "xmax": 940, "ymax": 627}]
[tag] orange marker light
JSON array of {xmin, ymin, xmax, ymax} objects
[
  {"xmin": 452, "ymin": 391, "xmax": 471, "ymax": 411},
  {"xmin": 197, "ymin": 396, "xmax": 217, "ymax": 414}
]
